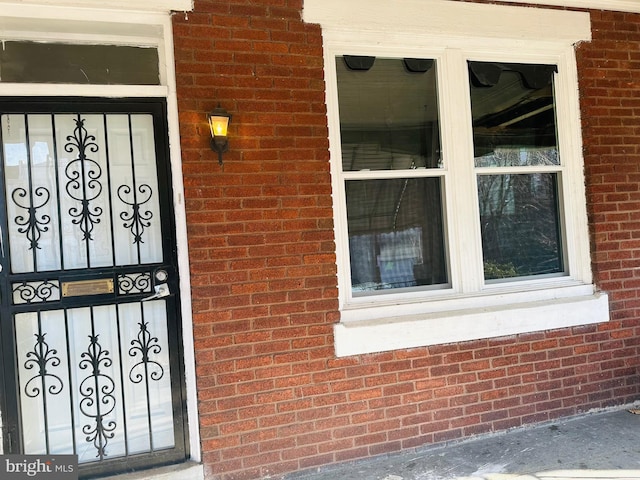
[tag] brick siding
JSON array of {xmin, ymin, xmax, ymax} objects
[{"xmin": 173, "ymin": 2, "xmax": 640, "ymax": 479}]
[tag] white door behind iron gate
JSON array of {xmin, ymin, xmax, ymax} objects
[{"xmin": 0, "ymin": 98, "xmax": 188, "ymax": 477}]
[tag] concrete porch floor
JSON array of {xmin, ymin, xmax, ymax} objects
[{"xmin": 286, "ymin": 406, "xmax": 640, "ymax": 480}]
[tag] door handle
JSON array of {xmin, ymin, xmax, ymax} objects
[{"xmin": 142, "ymin": 283, "xmax": 170, "ymax": 301}]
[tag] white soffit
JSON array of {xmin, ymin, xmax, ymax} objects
[
  {"xmin": 0, "ymin": 0, "xmax": 192, "ymax": 12},
  {"xmin": 303, "ymin": 0, "xmax": 591, "ymax": 43}
]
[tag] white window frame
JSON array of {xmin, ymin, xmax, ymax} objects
[{"xmin": 305, "ymin": 0, "xmax": 610, "ymax": 357}]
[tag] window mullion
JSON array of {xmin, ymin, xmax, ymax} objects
[{"xmin": 439, "ymin": 48, "xmax": 485, "ymax": 293}]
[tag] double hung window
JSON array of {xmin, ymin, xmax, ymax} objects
[
  {"xmin": 470, "ymin": 63, "xmax": 563, "ymax": 282},
  {"xmin": 339, "ymin": 57, "xmax": 447, "ymax": 294},
  {"xmin": 309, "ymin": 0, "xmax": 610, "ymax": 356},
  {"xmin": 339, "ymin": 58, "xmax": 565, "ymax": 295},
  {"xmin": 338, "ymin": 56, "xmax": 567, "ymax": 292}
]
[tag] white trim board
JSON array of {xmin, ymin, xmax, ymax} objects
[
  {"xmin": 303, "ymin": 0, "xmax": 591, "ymax": 43},
  {"xmin": 493, "ymin": 0, "xmax": 640, "ymax": 13},
  {"xmin": 0, "ymin": 0, "xmax": 192, "ymax": 13}
]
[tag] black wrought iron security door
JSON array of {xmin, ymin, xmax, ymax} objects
[{"xmin": 0, "ymin": 98, "xmax": 187, "ymax": 478}]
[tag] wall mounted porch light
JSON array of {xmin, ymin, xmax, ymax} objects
[{"xmin": 208, "ymin": 104, "xmax": 232, "ymax": 165}]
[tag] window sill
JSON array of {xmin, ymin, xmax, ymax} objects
[
  {"xmin": 100, "ymin": 462, "xmax": 204, "ymax": 480},
  {"xmin": 334, "ymin": 290, "xmax": 609, "ymax": 357}
]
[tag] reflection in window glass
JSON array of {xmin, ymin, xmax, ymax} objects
[
  {"xmin": 0, "ymin": 42, "xmax": 160, "ymax": 85},
  {"xmin": 470, "ymin": 63, "xmax": 559, "ymax": 167},
  {"xmin": 478, "ymin": 173, "xmax": 563, "ymax": 280},
  {"xmin": 346, "ymin": 178, "xmax": 448, "ymax": 293},
  {"xmin": 336, "ymin": 57, "xmax": 441, "ymax": 171}
]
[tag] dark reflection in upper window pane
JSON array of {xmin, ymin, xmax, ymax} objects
[
  {"xmin": 470, "ymin": 62, "xmax": 559, "ymax": 167},
  {"xmin": 0, "ymin": 42, "xmax": 160, "ymax": 85},
  {"xmin": 336, "ymin": 57, "xmax": 441, "ymax": 171}
]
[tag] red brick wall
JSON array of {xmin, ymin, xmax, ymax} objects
[
  {"xmin": 577, "ymin": 10, "xmax": 640, "ymax": 313},
  {"xmin": 173, "ymin": 2, "xmax": 640, "ymax": 479}
]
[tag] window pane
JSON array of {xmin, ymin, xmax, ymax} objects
[
  {"xmin": 0, "ymin": 42, "xmax": 160, "ymax": 85},
  {"xmin": 337, "ymin": 57, "xmax": 441, "ymax": 171},
  {"xmin": 346, "ymin": 178, "xmax": 448, "ymax": 293},
  {"xmin": 478, "ymin": 173, "xmax": 563, "ymax": 280},
  {"xmin": 470, "ymin": 62, "xmax": 559, "ymax": 167}
]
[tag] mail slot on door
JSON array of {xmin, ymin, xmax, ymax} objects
[{"xmin": 61, "ymin": 278, "xmax": 115, "ymax": 297}]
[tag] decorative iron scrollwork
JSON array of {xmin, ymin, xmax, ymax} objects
[
  {"xmin": 129, "ymin": 321, "xmax": 164, "ymax": 384},
  {"xmin": 65, "ymin": 117, "xmax": 103, "ymax": 241},
  {"xmin": 13, "ymin": 280, "xmax": 60, "ymax": 304},
  {"xmin": 117, "ymin": 272, "xmax": 151, "ymax": 295},
  {"xmin": 79, "ymin": 334, "xmax": 116, "ymax": 459},
  {"xmin": 23, "ymin": 333, "xmax": 63, "ymax": 398},
  {"xmin": 117, "ymin": 184, "xmax": 153, "ymax": 244},
  {"xmin": 12, "ymin": 186, "xmax": 51, "ymax": 250}
]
